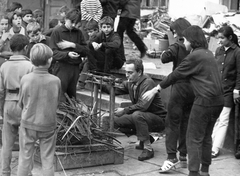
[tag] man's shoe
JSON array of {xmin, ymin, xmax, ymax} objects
[
  {"xmin": 138, "ymin": 149, "xmax": 154, "ymax": 161},
  {"xmin": 135, "ymin": 135, "xmax": 155, "ymax": 150}
]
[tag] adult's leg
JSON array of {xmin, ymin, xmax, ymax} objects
[
  {"xmin": 187, "ymin": 105, "xmax": 222, "ymax": 176},
  {"xmin": 212, "ymin": 106, "xmax": 231, "ymax": 153},
  {"xmin": 67, "ymin": 64, "xmax": 81, "ymax": 98},
  {"xmin": 117, "ymin": 17, "xmax": 129, "ymax": 61},
  {"xmin": 125, "ymin": 18, "xmax": 147, "ymax": 57}
]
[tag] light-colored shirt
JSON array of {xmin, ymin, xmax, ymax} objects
[{"xmin": 81, "ymin": 0, "xmax": 103, "ymax": 22}]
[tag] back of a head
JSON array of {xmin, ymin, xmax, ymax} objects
[
  {"xmin": 9, "ymin": 2, "xmax": 22, "ymax": 12},
  {"xmin": 30, "ymin": 43, "xmax": 53, "ymax": 66},
  {"xmin": 99, "ymin": 16, "xmax": 114, "ymax": 27},
  {"xmin": 65, "ymin": 8, "xmax": 81, "ymax": 24},
  {"xmin": 10, "ymin": 34, "xmax": 29, "ymax": 52},
  {"xmin": 170, "ymin": 18, "xmax": 191, "ymax": 38},
  {"xmin": 183, "ymin": 25, "xmax": 208, "ymax": 49},
  {"xmin": 49, "ymin": 18, "xmax": 59, "ymax": 29},
  {"xmin": 86, "ymin": 20, "xmax": 99, "ymax": 30}
]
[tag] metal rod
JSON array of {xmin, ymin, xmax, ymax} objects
[
  {"xmin": 93, "ymin": 84, "xmax": 99, "ymax": 125},
  {"xmin": 109, "ymin": 85, "xmax": 115, "ymax": 132}
]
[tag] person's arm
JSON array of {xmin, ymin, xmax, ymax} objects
[
  {"xmin": 161, "ymin": 43, "xmax": 179, "ymax": 64},
  {"xmin": 101, "ymin": 33, "xmax": 121, "ymax": 49},
  {"xmin": 0, "ymin": 68, "xmax": 5, "ymax": 117},
  {"xmin": 50, "ymin": 29, "xmax": 70, "ymax": 62},
  {"xmin": 94, "ymin": 0, "xmax": 103, "ymax": 22},
  {"xmin": 102, "ymin": 80, "xmax": 129, "ymax": 95},
  {"xmin": 124, "ymin": 78, "xmax": 156, "ymax": 114},
  {"xmin": 233, "ymin": 51, "xmax": 240, "ymax": 103}
]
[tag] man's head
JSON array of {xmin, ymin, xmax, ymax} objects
[
  {"xmin": 9, "ymin": 2, "xmax": 22, "ymax": 13},
  {"xmin": 125, "ymin": 57, "xmax": 144, "ymax": 84},
  {"xmin": 49, "ymin": 18, "xmax": 59, "ymax": 29},
  {"xmin": 86, "ymin": 20, "xmax": 99, "ymax": 38},
  {"xmin": 26, "ymin": 22, "xmax": 42, "ymax": 43},
  {"xmin": 59, "ymin": 5, "xmax": 69, "ymax": 17},
  {"xmin": 10, "ymin": 34, "xmax": 29, "ymax": 53},
  {"xmin": 9, "ymin": 11, "xmax": 22, "ymax": 28},
  {"xmin": 22, "ymin": 9, "xmax": 33, "ymax": 24},
  {"xmin": 99, "ymin": 16, "xmax": 114, "ymax": 36},
  {"xmin": 30, "ymin": 43, "xmax": 53, "ymax": 67},
  {"xmin": 65, "ymin": 9, "xmax": 81, "ymax": 30}
]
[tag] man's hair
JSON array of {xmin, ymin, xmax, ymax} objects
[
  {"xmin": 126, "ymin": 58, "xmax": 144, "ymax": 74},
  {"xmin": 30, "ymin": 43, "xmax": 53, "ymax": 66},
  {"xmin": 9, "ymin": 2, "xmax": 22, "ymax": 12},
  {"xmin": 59, "ymin": 5, "xmax": 69, "ymax": 13},
  {"xmin": 183, "ymin": 25, "xmax": 208, "ymax": 49},
  {"xmin": 10, "ymin": 34, "xmax": 29, "ymax": 52},
  {"xmin": 86, "ymin": 20, "xmax": 99, "ymax": 30},
  {"xmin": 26, "ymin": 22, "xmax": 41, "ymax": 34},
  {"xmin": 22, "ymin": 9, "xmax": 33, "ymax": 17},
  {"xmin": 65, "ymin": 8, "xmax": 81, "ymax": 24},
  {"xmin": 99, "ymin": 16, "xmax": 114, "ymax": 27},
  {"xmin": 49, "ymin": 18, "xmax": 59, "ymax": 28}
]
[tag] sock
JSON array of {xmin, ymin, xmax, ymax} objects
[
  {"xmin": 189, "ymin": 171, "xmax": 199, "ymax": 176},
  {"xmin": 167, "ymin": 153, "xmax": 177, "ymax": 159},
  {"xmin": 201, "ymin": 164, "xmax": 209, "ymax": 173}
]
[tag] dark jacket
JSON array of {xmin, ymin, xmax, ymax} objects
[
  {"xmin": 104, "ymin": 74, "xmax": 167, "ymax": 118},
  {"xmin": 27, "ymin": 35, "xmax": 51, "ymax": 57},
  {"xmin": 215, "ymin": 43, "xmax": 240, "ymax": 107},
  {"xmin": 100, "ymin": 0, "xmax": 120, "ymax": 19},
  {"xmin": 50, "ymin": 25, "xmax": 88, "ymax": 65},
  {"xmin": 160, "ymin": 48, "xmax": 224, "ymax": 107},
  {"xmin": 120, "ymin": 0, "xmax": 141, "ymax": 19},
  {"xmin": 89, "ymin": 30, "xmax": 121, "ymax": 50}
]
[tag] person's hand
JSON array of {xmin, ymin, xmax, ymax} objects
[
  {"xmin": 92, "ymin": 42, "xmax": 101, "ymax": 50},
  {"xmin": 142, "ymin": 85, "xmax": 161, "ymax": 101},
  {"xmin": 68, "ymin": 51, "xmax": 80, "ymax": 59},
  {"xmin": 114, "ymin": 108, "xmax": 125, "ymax": 117},
  {"xmin": 233, "ymin": 89, "xmax": 240, "ymax": 104},
  {"xmin": 57, "ymin": 40, "xmax": 75, "ymax": 49},
  {"xmin": 1, "ymin": 32, "xmax": 12, "ymax": 41}
]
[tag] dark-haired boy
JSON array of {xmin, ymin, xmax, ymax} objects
[
  {"xmin": 21, "ymin": 9, "xmax": 33, "ymax": 29},
  {"xmin": 9, "ymin": 2, "xmax": 22, "ymax": 13},
  {"xmin": 50, "ymin": 8, "xmax": 95, "ymax": 101},
  {"xmin": 0, "ymin": 34, "xmax": 34, "ymax": 176},
  {"xmin": 89, "ymin": 16, "xmax": 125, "ymax": 73}
]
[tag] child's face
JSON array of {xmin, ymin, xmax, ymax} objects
[
  {"xmin": 217, "ymin": 32, "xmax": 231, "ymax": 47},
  {"xmin": 101, "ymin": 24, "xmax": 113, "ymax": 36},
  {"xmin": 87, "ymin": 29, "xmax": 98, "ymax": 38},
  {"xmin": 23, "ymin": 14, "xmax": 33, "ymax": 24},
  {"xmin": 0, "ymin": 18, "xmax": 9, "ymax": 32},
  {"xmin": 28, "ymin": 31, "xmax": 41, "ymax": 42},
  {"xmin": 183, "ymin": 37, "xmax": 191, "ymax": 51},
  {"xmin": 12, "ymin": 14, "xmax": 22, "ymax": 28}
]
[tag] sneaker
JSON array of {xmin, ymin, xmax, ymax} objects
[{"xmin": 138, "ymin": 149, "xmax": 154, "ymax": 161}]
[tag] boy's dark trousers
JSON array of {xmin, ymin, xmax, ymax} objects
[
  {"xmin": 187, "ymin": 104, "xmax": 223, "ymax": 173},
  {"xmin": 93, "ymin": 48, "xmax": 124, "ymax": 73},
  {"xmin": 165, "ymin": 82, "xmax": 194, "ymax": 157},
  {"xmin": 117, "ymin": 17, "xmax": 147, "ymax": 57},
  {"xmin": 52, "ymin": 62, "xmax": 80, "ymax": 101}
]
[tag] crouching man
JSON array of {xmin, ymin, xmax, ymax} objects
[{"xmin": 103, "ymin": 57, "xmax": 166, "ymax": 161}]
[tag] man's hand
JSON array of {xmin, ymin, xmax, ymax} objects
[
  {"xmin": 114, "ymin": 108, "xmax": 125, "ymax": 117},
  {"xmin": 233, "ymin": 89, "xmax": 240, "ymax": 104},
  {"xmin": 68, "ymin": 51, "xmax": 80, "ymax": 59},
  {"xmin": 57, "ymin": 40, "xmax": 75, "ymax": 49},
  {"xmin": 142, "ymin": 85, "xmax": 161, "ymax": 101}
]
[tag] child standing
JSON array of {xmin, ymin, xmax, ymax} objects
[
  {"xmin": 0, "ymin": 34, "xmax": 34, "ymax": 176},
  {"xmin": 21, "ymin": 9, "xmax": 33, "ymax": 29},
  {"xmin": 8, "ymin": 11, "xmax": 27, "ymax": 36},
  {"xmin": 80, "ymin": 0, "xmax": 102, "ymax": 41},
  {"xmin": 89, "ymin": 16, "xmax": 124, "ymax": 73},
  {"xmin": 17, "ymin": 43, "xmax": 61, "ymax": 176},
  {"xmin": 142, "ymin": 25, "xmax": 224, "ymax": 176}
]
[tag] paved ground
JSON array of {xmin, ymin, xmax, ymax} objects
[{"xmin": 1, "ymin": 134, "xmax": 239, "ymax": 176}]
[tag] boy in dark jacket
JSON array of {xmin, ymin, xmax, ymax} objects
[{"xmin": 89, "ymin": 16, "xmax": 125, "ymax": 73}]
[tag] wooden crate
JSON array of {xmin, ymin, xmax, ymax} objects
[{"xmin": 34, "ymin": 143, "xmax": 124, "ymax": 171}]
